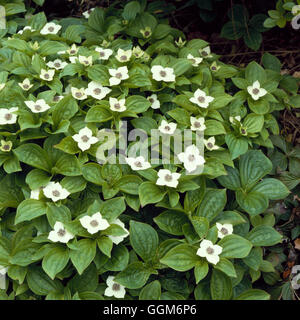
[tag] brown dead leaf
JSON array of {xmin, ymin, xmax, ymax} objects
[{"xmin": 294, "ymin": 238, "xmax": 300, "ymax": 250}]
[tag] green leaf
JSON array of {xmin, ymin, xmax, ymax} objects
[
  {"xmin": 70, "ymin": 239, "xmax": 96, "ymax": 274},
  {"xmin": 122, "ymin": 1, "xmax": 141, "ymax": 20},
  {"xmin": 190, "ymin": 216, "xmax": 209, "ymax": 238},
  {"xmin": 46, "ymin": 204, "xmax": 71, "ymax": 228},
  {"xmin": 225, "ymin": 133, "xmax": 248, "ymax": 160},
  {"xmin": 104, "ymin": 245, "xmax": 129, "ymax": 271},
  {"xmin": 243, "ymin": 114, "xmax": 264, "ymax": 133},
  {"xmin": 126, "ymin": 95, "xmax": 151, "ymax": 113},
  {"xmin": 194, "ymin": 260, "xmax": 209, "ymax": 284},
  {"xmin": 246, "ymin": 225, "xmax": 282, "ymax": 246},
  {"xmin": 245, "ymin": 61, "xmax": 266, "ymax": 83},
  {"xmin": 97, "ymin": 237, "xmax": 113, "ymax": 258},
  {"xmin": 204, "ymin": 120, "xmax": 226, "ymax": 135},
  {"xmin": 114, "ymin": 175, "xmax": 142, "ymax": 195},
  {"xmin": 139, "ymin": 181, "xmax": 166, "ymax": 207},
  {"xmin": 154, "ymin": 210, "xmax": 189, "ymax": 235},
  {"xmin": 42, "ymin": 247, "xmax": 69, "ymax": 280},
  {"xmin": 214, "ymin": 258, "xmax": 237, "ymax": 278},
  {"xmin": 217, "ymin": 167, "xmax": 241, "ymax": 190},
  {"xmin": 85, "ymin": 106, "xmax": 112, "ymax": 123},
  {"xmin": 210, "ymin": 269, "xmax": 232, "ymax": 300},
  {"xmin": 130, "ymin": 220, "xmax": 159, "ymax": 261},
  {"xmin": 54, "ymin": 136, "xmax": 80, "ymax": 154},
  {"xmin": 54, "ymin": 154, "xmax": 81, "ymax": 176},
  {"xmin": 88, "ymin": 7, "xmax": 105, "ymax": 32},
  {"xmin": 82, "ymin": 163, "xmax": 105, "ymax": 185},
  {"xmin": 52, "ymin": 96, "xmax": 78, "ymax": 126},
  {"xmin": 139, "ymin": 280, "xmax": 161, "ymax": 300},
  {"xmin": 236, "ymin": 189, "xmax": 269, "ymax": 216},
  {"xmin": 25, "ymin": 169, "xmax": 51, "ymax": 190},
  {"xmin": 15, "ymin": 199, "xmax": 47, "ymax": 224},
  {"xmin": 219, "ymin": 234, "xmax": 252, "ymax": 258},
  {"xmin": 235, "ymin": 289, "xmax": 270, "ymax": 300},
  {"xmin": 251, "ymin": 178, "xmax": 290, "ymax": 200},
  {"xmin": 262, "ymin": 53, "xmax": 281, "ymax": 72}
]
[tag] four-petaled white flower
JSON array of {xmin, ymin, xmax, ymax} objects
[
  {"xmin": 67, "ymin": 44, "xmax": 79, "ymax": 55},
  {"xmin": 0, "ymin": 107, "xmax": 18, "ymax": 125},
  {"xmin": 178, "ymin": 144, "xmax": 205, "ymax": 173},
  {"xmin": 196, "ymin": 239, "xmax": 222, "ymax": 265},
  {"xmin": 104, "ymin": 276, "xmax": 126, "ymax": 299},
  {"xmin": 108, "ymin": 219, "xmax": 129, "ymax": 245},
  {"xmin": 78, "ymin": 55, "xmax": 93, "ymax": 66},
  {"xmin": 40, "ymin": 69, "xmax": 55, "ymax": 81},
  {"xmin": 40, "ymin": 22, "xmax": 61, "ymax": 35},
  {"xmin": 125, "ymin": 156, "xmax": 151, "ymax": 171},
  {"xmin": 25, "ymin": 99, "xmax": 51, "ymax": 113},
  {"xmin": 46, "ymin": 59, "xmax": 68, "ymax": 70},
  {"xmin": 71, "ymin": 87, "xmax": 87, "ymax": 100},
  {"xmin": 83, "ymin": 8, "xmax": 95, "ymax": 19},
  {"xmin": 85, "ymin": 81, "xmax": 111, "ymax": 100},
  {"xmin": 18, "ymin": 26, "xmax": 35, "ymax": 34},
  {"xmin": 156, "ymin": 169, "xmax": 181, "ymax": 188},
  {"xmin": 190, "ymin": 116, "xmax": 206, "ymax": 131},
  {"xmin": 18, "ymin": 78, "xmax": 33, "ymax": 91},
  {"xmin": 132, "ymin": 46, "xmax": 144, "ymax": 58},
  {"xmin": 216, "ymin": 223, "xmax": 233, "ymax": 239},
  {"xmin": 190, "ymin": 89, "xmax": 214, "ymax": 108},
  {"xmin": 115, "ymin": 48, "xmax": 132, "ymax": 63},
  {"xmin": 109, "ymin": 97, "xmax": 126, "ymax": 112},
  {"xmin": 247, "ymin": 80, "xmax": 267, "ymax": 101},
  {"xmin": 199, "ymin": 46, "xmax": 212, "ymax": 58},
  {"xmin": 147, "ymin": 94, "xmax": 160, "ymax": 109},
  {"xmin": 151, "ymin": 65, "xmax": 175, "ymax": 82},
  {"xmin": 72, "ymin": 127, "xmax": 98, "ymax": 151},
  {"xmin": 109, "ymin": 66, "xmax": 129, "ymax": 86},
  {"xmin": 187, "ymin": 54, "xmax": 203, "ymax": 67},
  {"xmin": 158, "ymin": 120, "xmax": 177, "ymax": 135},
  {"xmin": 80, "ymin": 212, "xmax": 110, "ymax": 234},
  {"xmin": 43, "ymin": 181, "xmax": 70, "ymax": 202},
  {"xmin": 48, "ymin": 221, "xmax": 74, "ymax": 243},
  {"xmin": 95, "ymin": 47, "xmax": 113, "ymax": 60},
  {"xmin": 229, "ymin": 115, "xmax": 241, "ymax": 123},
  {"xmin": 204, "ymin": 136, "xmax": 219, "ymax": 151}
]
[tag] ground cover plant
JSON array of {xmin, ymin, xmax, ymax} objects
[{"xmin": 0, "ymin": 1, "xmax": 299, "ymax": 300}]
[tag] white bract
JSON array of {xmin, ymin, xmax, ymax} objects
[
  {"xmin": 247, "ymin": 80, "xmax": 267, "ymax": 100},
  {"xmin": 190, "ymin": 116, "xmax": 206, "ymax": 131},
  {"xmin": 40, "ymin": 22, "xmax": 61, "ymax": 35},
  {"xmin": 178, "ymin": 144, "xmax": 205, "ymax": 173},
  {"xmin": 72, "ymin": 127, "xmax": 98, "ymax": 151},
  {"xmin": 109, "ymin": 97, "xmax": 126, "ymax": 112},
  {"xmin": 229, "ymin": 115, "xmax": 241, "ymax": 123},
  {"xmin": 151, "ymin": 65, "xmax": 175, "ymax": 82},
  {"xmin": 158, "ymin": 120, "xmax": 177, "ymax": 135},
  {"xmin": 190, "ymin": 89, "xmax": 214, "ymax": 108},
  {"xmin": 30, "ymin": 189, "xmax": 40, "ymax": 200},
  {"xmin": 46, "ymin": 59, "xmax": 68, "ymax": 70},
  {"xmin": 40, "ymin": 69, "xmax": 55, "ymax": 81},
  {"xmin": 199, "ymin": 46, "xmax": 212, "ymax": 58},
  {"xmin": 125, "ymin": 156, "xmax": 151, "ymax": 171},
  {"xmin": 0, "ymin": 107, "xmax": 18, "ymax": 125},
  {"xmin": 95, "ymin": 47, "xmax": 113, "ymax": 60},
  {"xmin": 115, "ymin": 48, "xmax": 132, "ymax": 62},
  {"xmin": 196, "ymin": 239, "xmax": 222, "ymax": 265},
  {"xmin": 24, "ymin": 99, "xmax": 51, "ymax": 113},
  {"xmin": 109, "ymin": 66, "xmax": 129, "ymax": 86},
  {"xmin": 85, "ymin": 81, "xmax": 111, "ymax": 100},
  {"xmin": 104, "ymin": 276, "xmax": 126, "ymax": 299},
  {"xmin": 80, "ymin": 212, "xmax": 110, "ymax": 234},
  {"xmin": 18, "ymin": 78, "xmax": 33, "ymax": 91},
  {"xmin": 18, "ymin": 26, "xmax": 35, "ymax": 34},
  {"xmin": 43, "ymin": 181, "xmax": 70, "ymax": 202},
  {"xmin": 108, "ymin": 219, "xmax": 129, "ymax": 245},
  {"xmin": 83, "ymin": 8, "xmax": 95, "ymax": 19},
  {"xmin": 147, "ymin": 94, "xmax": 160, "ymax": 109},
  {"xmin": 0, "ymin": 83, "xmax": 5, "ymax": 91},
  {"xmin": 216, "ymin": 223, "xmax": 233, "ymax": 239},
  {"xmin": 0, "ymin": 265, "xmax": 7, "ymax": 275},
  {"xmin": 71, "ymin": 87, "xmax": 87, "ymax": 100},
  {"xmin": 187, "ymin": 54, "xmax": 203, "ymax": 67},
  {"xmin": 156, "ymin": 169, "xmax": 181, "ymax": 188},
  {"xmin": 204, "ymin": 136, "xmax": 220, "ymax": 151},
  {"xmin": 78, "ymin": 55, "xmax": 93, "ymax": 66},
  {"xmin": 48, "ymin": 222, "xmax": 74, "ymax": 243}
]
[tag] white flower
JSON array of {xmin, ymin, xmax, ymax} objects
[
  {"xmin": 291, "ymin": 273, "xmax": 300, "ymax": 290},
  {"xmin": 158, "ymin": 120, "xmax": 177, "ymax": 135},
  {"xmin": 18, "ymin": 78, "xmax": 33, "ymax": 91},
  {"xmin": 178, "ymin": 144, "xmax": 205, "ymax": 173},
  {"xmin": 95, "ymin": 47, "xmax": 113, "ymax": 60},
  {"xmin": 72, "ymin": 127, "xmax": 98, "ymax": 151},
  {"xmin": 0, "ymin": 107, "xmax": 18, "ymax": 125},
  {"xmin": 115, "ymin": 48, "xmax": 132, "ymax": 62},
  {"xmin": 216, "ymin": 223, "xmax": 233, "ymax": 239},
  {"xmin": 71, "ymin": 87, "xmax": 87, "ymax": 100},
  {"xmin": 204, "ymin": 137, "xmax": 219, "ymax": 151},
  {"xmin": 190, "ymin": 89, "xmax": 214, "ymax": 108},
  {"xmin": 48, "ymin": 221, "xmax": 74, "ymax": 243},
  {"xmin": 80, "ymin": 212, "xmax": 110, "ymax": 234},
  {"xmin": 109, "ymin": 66, "xmax": 129, "ymax": 86},
  {"xmin": 53, "ymin": 95, "xmax": 64, "ymax": 103},
  {"xmin": 247, "ymin": 80, "xmax": 267, "ymax": 101},
  {"xmin": 199, "ymin": 46, "xmax": 212, "ymax": 58},
  {"xmin": 0, "ymin": 265, "xmax": 7, "ymax": 276},
  {"xmin": 125, "ymin": 156, "xmax": 151, "ymax": 171},
  {"xmin": 43, "ymin": 181, "xmax": 70, "ymax": 202},
  {"xmin": 46, "ymin": 59, "xmax": 68, "ymax": 70},
  {"xmin": 190, "ymin": 116, "xmax": 206, "ymax": 131},
  {"xmin": 40, "ymin": 22, "xmax": 61, "ymax": 35},
  {"xmin": 104, "ymin": 276, "xmax": 126, "ymax": 299},
  {"xmin": 156, "ymin": 169, "xmax": 181, "ymax": 188},
  {"xmin": 187, "ymin": 54, "xmax": 203, "ymax": 67},
  {"xmin": 197, "ymin": 239, "xmax": 222, "ymax": 265},
  {"xmin": 108, "ymin": 219, "xmax": 129, "ymax": 245},
  {"xmin": 132, "ymin": 46, "xmax": 144, "ymax": 58},
  {"xmin": 69, "ymin": 56, "xmax": 78, "ymax": 64},
  {"xmin": 30, "ymin": 189, "xmax": 40, "ymax": 200},
  {"xmin": 78, "ymin": 55, "xmax": 93, "ymax": 67},
  {"xmin": 18, "ymin": 26, "xmax": 35, "ymax": 34},
  {"xmin": 109, "ymin": 97, "xmax": 126, "ymax": 112},
  {"xmin": 24, "ymin": 99, "xmax": 51, "ymax": 113},
  {"xmin": 147, "ymin": 94, "xmax": 160, "ymax": 109},
  {"xmin": 67, "ymin": 44, "xmax": 79, "ymax": 55},
  {"xmin": 229, "ymin": 115, "xmax": 241, "ymax": 123},
  {"xmin": 40, "ymin": 69, "xmax": 55, "ymax": 81},
  {"xmin": 151, "ymin": 65, "xmax": 175, "ymax": 82},
  {"xmin": 85, "ymin": 81, "xmax": 111, "ymax": 100},
  {"xmin": 0, "ymin": 83, "xmax": 5, "ymax": 91},
  {"xmin": 83, "ymin": 8, "xmax": 95, "ymax": 19}
]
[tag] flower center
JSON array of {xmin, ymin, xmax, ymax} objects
[
  {"xmin": 115, "ymin": 72, "xmax": 122, "ymax": 79},
  {"xmin": 148, "ymin": 98, "xmax": 154, "ymax": 103},
  {"xmin": 99, "ymin": 51, "xmax": 105, "ymax": 57},
  {"xmin": 144, "ymin": 31, "xmax": 150, "ymax": 37},
  {"xmin": 188, "ymin": 154, "xmax": 195, "ymax": 162},
  {"xmin": 90, "ymin": 220, "xmax": 99, "ymax": 227},
  {"xmin": 160, "ymin": 70, "xmax": 166, "ymax": 77},
  {"xmin": 53, "ymin": 96, "xmax": 60, "ymax": 102},
  {"xmin": 114, "ymin": 103, "xmax": 121, "ymax": 109},
  {"xmin": 206, "ymin": 247, "xmax": 214, "ymax": 254},
  {"xmin": 75, "ymin": 92, "xmax": 82, "ymax": 98},
  {"xmin": 84, "ymin": 60, "xmax": 89, "ymax": 65},
  {"xmin": 134, "ymin": 161, "xmax": 143, "ymax": 168},
  {"xmin": 23, "ymin": 84, "xmax": 29, "ymax": 89},
  {"xmin": 201, "ymin": 50, "xmax": 208, "ymax": 56},
  {"xmin": 54, "ymin": 62, "xmax": 61, "ymax": 68},
  {"xmin": 190, "ymin": 58, "xmax": 196, "ymax": 64},
  {"xmin": 93, "ymin": 88, "xmax": 101, "ymax": 95},
  {"xmin": 120, "ymin": 55, "xmax": 127, "ymax": 61},
  {"xmin": 70, "ymin": 50, "xmax": 76, "ymax": 54},
  {"xmin": 48, "ymin": 26, "xmax": 54, "ymax": 32},
  {"xmin": 252, "ymin": 88, "xmax": 259, "ymax": 95},
  {"xmin": 81, "ymin": 135, "xmax": 89, "ymax": 142},
  {"xmin": 241, "ymin": 129, "xmax": 246, "ymax": 134},
  {"xmin": 211, "ymin": 66, "xmax": 216, "ymax": 70},
  {"xmin": 52, "ymin": 190, "xmax": 60, "ymax": 197},
  {"xmin": 112, "ymin": 283, "xmax": 120, "ymax": 291},
  {"xmin": 194, "ymin": 121, "xmax": 201, "ymax": 128},
  {"xmin": 197, "ymin": 96, "xmax": 205, "ymax": 103},
  {"xmin": 43, "ymin": 73, "xmax": 50, "ymax": 79},
  {"xmin": 207, "ymin": 142, "xmax": 213, "ymax": 148},
  {"xmin": 220, "ymin": 227, "xmax": 228, "ymax": 235},
  {"xmin": 3, "ymin": 144, "xmax": 10, "ymax": 150},
  {"xmin": 165, "ymin": 174, "xmax": 173, "ymax": 182},
  {"xmin": 4, "ymin": 113, "xmax": 12, "ymax": 120},
  {"xmin": 164, "ymin": 125, "xmax": 170, "ymax": 131},
  {"xmin": 57, "ymin": 228, "xmax": 66, "ymax": 237},
  {"xmin": 34, "ymin": 104, "xmax": 42, "ymax": 111}
]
